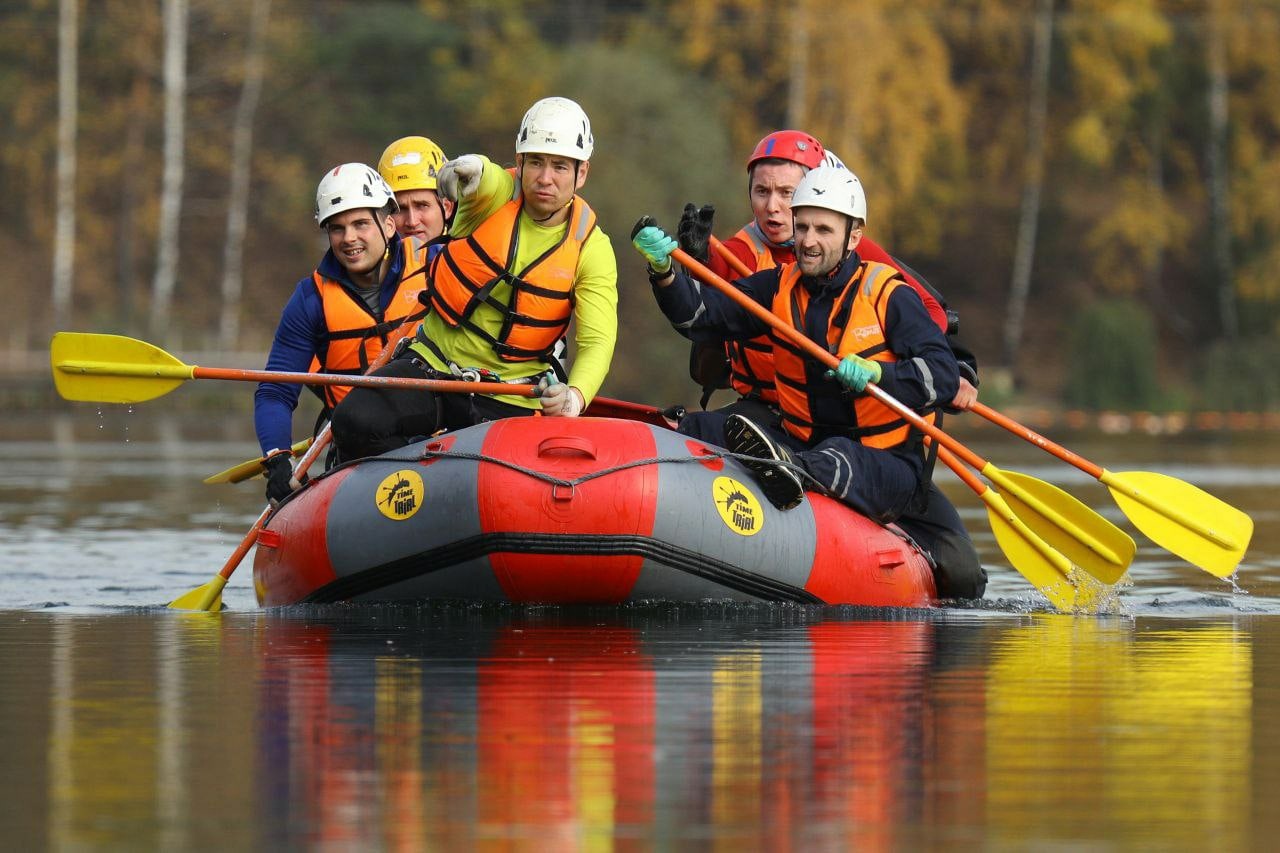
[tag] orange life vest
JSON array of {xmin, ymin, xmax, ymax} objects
[
  {"xmin": 309, "ymin": 238, "xmax": 429, "ymax": 408},
  {"xmin": 770, "ymin": 260, "xmax": 924, "ymax": 447},
  {"xmin": 725, "ymin": 222, "xmax": 782, "ymax": 403},
  {"xmin": 426, "ymin": 190, "xmax": 597, "ymax": 362}
]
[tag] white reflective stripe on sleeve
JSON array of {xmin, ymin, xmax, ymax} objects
[
  {"xmin": 671, "ymin": 301, "xmax": 707, "ymax": 331},
  {"xmin": 911, "ymin": 357, "xmax": 938, "ymax": 407}
]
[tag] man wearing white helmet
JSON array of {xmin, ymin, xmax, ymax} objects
[
  {"xmin": 331, "ymin": 97, "xmax": 617, "ymax": 462},
  {"xmin": 254, "ymin": 162, "xmax": 430, "ymax": 504},
  {"xmin": 633, "ymin": 167, "xmax": 974, "ymax": 595},
  {"xmin": 677, "ymin": 136, "xmax": 961, "ymax": 410}
]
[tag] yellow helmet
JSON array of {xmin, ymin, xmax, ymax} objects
[{"xmin": 377, "ymin": 136, "xmax": 447, "ymax": 193}]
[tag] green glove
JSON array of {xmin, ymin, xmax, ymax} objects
[
  {"xmin": 826, "ymin": 355, "xmax": 882, "ymax": 392},
  {"xmin": 630, "ymin": 216, "xmax": 677, "ymax": 274}
]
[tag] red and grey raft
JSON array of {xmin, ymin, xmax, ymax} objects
[{"xmin": 253, "ymin": 417, "xmax": 937, "ymax": 607}]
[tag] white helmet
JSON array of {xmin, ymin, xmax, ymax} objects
[
  {"xmin": 790, "ymin": 165, "xmax": 867, "ymax": 222},
  {"xmin": 821, "ymin": 150, "xmax": 848, "ymax": 171},
  {"xmin": 515, "ymin": 96, "xmax": 594, "ymax": 161},
  {"xmin": 314, "ymin": 163, "xmax": 397, "ymax": 225}
]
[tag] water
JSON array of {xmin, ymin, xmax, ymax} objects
[{"xmin": 2, "ymin": 409, "xmax": 1278, "ymax": 848}]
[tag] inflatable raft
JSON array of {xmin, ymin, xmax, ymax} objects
[{"xmin": 252, "ymin": 416, "xmax": 937, "ymax": 607}]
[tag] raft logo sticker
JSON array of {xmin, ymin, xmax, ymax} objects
[
  {"xmin": 376, "ymin": 469, "xmax": 424, "ymax": 520},
  {"xmin": 713, "ymin": 476, "xmax": 764, "ymax": 536}
]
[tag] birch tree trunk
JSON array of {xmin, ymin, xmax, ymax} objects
[
  {"xmin": 149, "ymin": 0, "xmax": 189, "ymax": 341},
  {"xmin": 786, "ymin": 0, "xmax": 809, "ymax": 130},
  {"xmin": 1001, "ymin": 0, "xmax": 1054, "ymax": 379},
  {"xmin": 51, "ymin": 0, "xmax": 78, "ymax": 335},
  {"xmin": 218, "ymin": 0, "xmax": 272, "ymax": 351},
  {"xmin": 1206, "ymin": 0, "xmax": 1238, "ymax": 340}
]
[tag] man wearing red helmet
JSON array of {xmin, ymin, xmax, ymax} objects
[{"xmin": 680, "ymin": 131, "xmax": 961, "ymax": 412}]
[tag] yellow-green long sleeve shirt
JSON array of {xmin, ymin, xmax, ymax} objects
[{"xmin": 410, "ymin": 157, "xmax": 617, "ymax": 408}]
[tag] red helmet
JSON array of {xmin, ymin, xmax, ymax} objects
[{"xmin": 746, "ymin": 130, "xmax": 825, "ymax": 172}]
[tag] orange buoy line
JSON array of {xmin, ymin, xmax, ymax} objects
[{"xmin": 951, "ymin": 408, "xmax": 1280, "ymax": 436}]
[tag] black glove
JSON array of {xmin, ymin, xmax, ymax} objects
[
  {"xmin": 677, "ymin": 203, "xmax": 715, "ymax": 263},
  {"xmin": 630, "ymin": 215, "xmax": 658, "ymax": 240},
  {"xmin": 263, "ymin": 453, "xmax": 296, "ymax": 504}
]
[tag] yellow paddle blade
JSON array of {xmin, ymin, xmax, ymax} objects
[
  {"xmin": 984, "ymin": 466, "xmax": 1136, "ymax": 585},
  {"xmin": 1101, "ymin": 469, "xmax": 1253, "ymax": 578},
  {"xmin": 980, "ymin": 490, "xmax": 1078, "ymax": 612},
  {"xmin": 50, "ymin": 332, "xmax": 193, "ymax": 403},
  {"xmin": 167, "ymin": 575, "xmax": 227, "ymax": 611},
  {"xmin": 205, "ymin": 438, "xmax": 313, "ymax": 485}
]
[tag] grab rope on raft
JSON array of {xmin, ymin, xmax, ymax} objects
[
  {"xmin": 404, "ymin": 446, "xmax": 937, "ymax": 569},
  {"xmin": 352, "ymin": 445, "xmax": 826, "ymax": 494}
]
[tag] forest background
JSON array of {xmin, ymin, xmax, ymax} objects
[{"xmin": 4, "ymin": 0, "xmax": 1279, "ymax": 415}]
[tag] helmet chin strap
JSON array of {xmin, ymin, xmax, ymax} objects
[
  {"xmin": 374, "ymin": 215, "xmax": 392, "ymax": 279},
  {"xmin": 529, "ymin": 203, "xmax": 568, "ymax": 224},
  {"xmin": 836, "ymin": 219, "xmax": 854, "ymax": 270}
]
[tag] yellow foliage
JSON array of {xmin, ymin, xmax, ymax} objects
[
  {"xmin": 1066, "ymin": 112, "xmax": 1113, "ymax": 167},
  {"xmin": 1082, "ymin": 177, "xmax": 1190, "ymax": 296},
  {"xmin": 673, "ymin": 0, "xmax": 965, "ymax": 250}
]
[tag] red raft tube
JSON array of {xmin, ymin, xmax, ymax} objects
[{"xmin": 253, "ymin": 417, "xmax": 937, "ymax": 607}]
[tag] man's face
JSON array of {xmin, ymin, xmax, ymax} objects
[
  {"xmin": 749, "ymin": 161, "xmax": 807, "ymax": 245},
  {"xmin": 324, "ymin": 208, "xmax": 396, "ymax": 276},
  {"xmin": 792, "ymin": 207, "xmax": 861, "ymax": 277},
  {"xmin": 392, "ymin": 190, "xmax": 452, "ymax": 241},
  {"xmin": 518, "ymin": 153, "xmax": 588, "ymax": 222}
]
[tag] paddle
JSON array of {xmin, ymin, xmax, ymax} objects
[
  {"xmin": 968, "ymin": 401, "xmax": 1253, "ymax": 578},
  {"xmin": 204, "ymin": 438, "xmax": 313, "ymax": 485},
  {"xmin": 710, "ymin": 235, "xmax": 755, "ymax": 278},
  {"xmin": 162, "ymin": 316, "xmax": 431, "ymax": 611},
  {"xmin": 705, "ymin": 238, "xmax": 1130, "ymax": 583},
  {"xmin": 205, "ymin": 397, "xmax": 676, "ymax": 484},
  {"xmin": 933, "ymin": 445, "xmax": 1078, "ymax": 611},
  {"xmin": 169, "ymin": 435, "xmax": 329, "ymax": 611},
  {"xmin": 671, "ymin": 247, "xmax": 1120, "ymax": 608},
  {"xmin": 205, "ymin": 394, "xmax": 680, "ymax": 484},
  {"xmin": 583, "ymin": 396, "xmax": 681, "ymax": 428},
  {"xmin": 50, "ymin": 332, "xmax": 539, "ymax": 403},
  {"xmin": 701, "ymin": 238, "xmax": 1138, "ymax": 579}
]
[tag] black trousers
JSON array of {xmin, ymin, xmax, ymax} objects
[
  {"xmin": 682, "ymin": 405, "xmax": 987, "ymax": 600},
  {"xmin": 330, "ymin": 356, "xmax": 535, "ymax": 462},
  {"xmin": 678, "ymin": 408, "xmax": 921, "ymax": 524},
  {"xmin": 894, "ymin": 482, "xmax": 987, "ymax": 600}
]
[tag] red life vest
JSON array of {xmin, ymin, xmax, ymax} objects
[
  {"xmin": 426, "ymin": 191, "xmax": 597, "ymax": 362},
  {"xmin": 309, "ymin": 238, "xmax": 429, "ymax": 408},
  {"xmin": 725, "ymin": 222, "xmax": 783, "ymax": 403},
  {"xmin": 770, "ymin": 260, "xmax": 923, "ymax": 447}
]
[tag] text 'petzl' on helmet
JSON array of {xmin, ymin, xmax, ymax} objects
[{"xmin": 516, "ymin": 97, "xmax": 594, "ymax": 161}]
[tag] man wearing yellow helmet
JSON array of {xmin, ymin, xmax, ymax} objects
[
  {"xmin": 331, "ymin": 97, "xmax": 618, "ymax": 462},
  {"xmin": 377, "ymin": 136, "xmax": 453, "ymax": 243}
]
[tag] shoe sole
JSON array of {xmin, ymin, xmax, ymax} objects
[{"xmin": 724, "ymin": 417, "xmax": 805, "ymax": 510}]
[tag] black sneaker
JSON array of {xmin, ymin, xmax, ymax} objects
[{"xmin": 724, "ymin": 414, "xmax": 806, "ymax": 510}]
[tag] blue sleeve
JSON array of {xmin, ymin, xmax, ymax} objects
[
  {"xmin": 254, "ymin": 278, "xmax": 326, "ymax": 453},
  {"xmin": 877, "ymin": 285, "xmax": 960, "ymax": 410},
  {"xmin": 651, "ymin": 268, "xmax": 780, "ymax": 343}
]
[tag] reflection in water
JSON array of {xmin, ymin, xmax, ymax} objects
[
  {"xmin": 5, "ymin": 606, "xmax": 1259, "ymax": 847},
  {"xmin": 987, "ymin": 619, "xmax": 1250, "ymax": 847}
]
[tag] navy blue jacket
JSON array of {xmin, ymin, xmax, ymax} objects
[
  {"xmin": 253, "ymin": 234, "xmax": 438, "ymax": 454},
  {"xmin": 653, "ymin": 252, "xmax": 959, "ymax": 438}
]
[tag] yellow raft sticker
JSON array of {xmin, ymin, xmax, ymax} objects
[
  {"xmin": 376, "ymin": 469, "xmax": 424, "ymax": 521},
  {"xmin": 713, "ymin": 476, "xmax": 764, "ymax": 536}
]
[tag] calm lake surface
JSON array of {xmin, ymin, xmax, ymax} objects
[{"xmin": 2, "ymin": 408, "xmax": 1278, "ymax": 849}]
